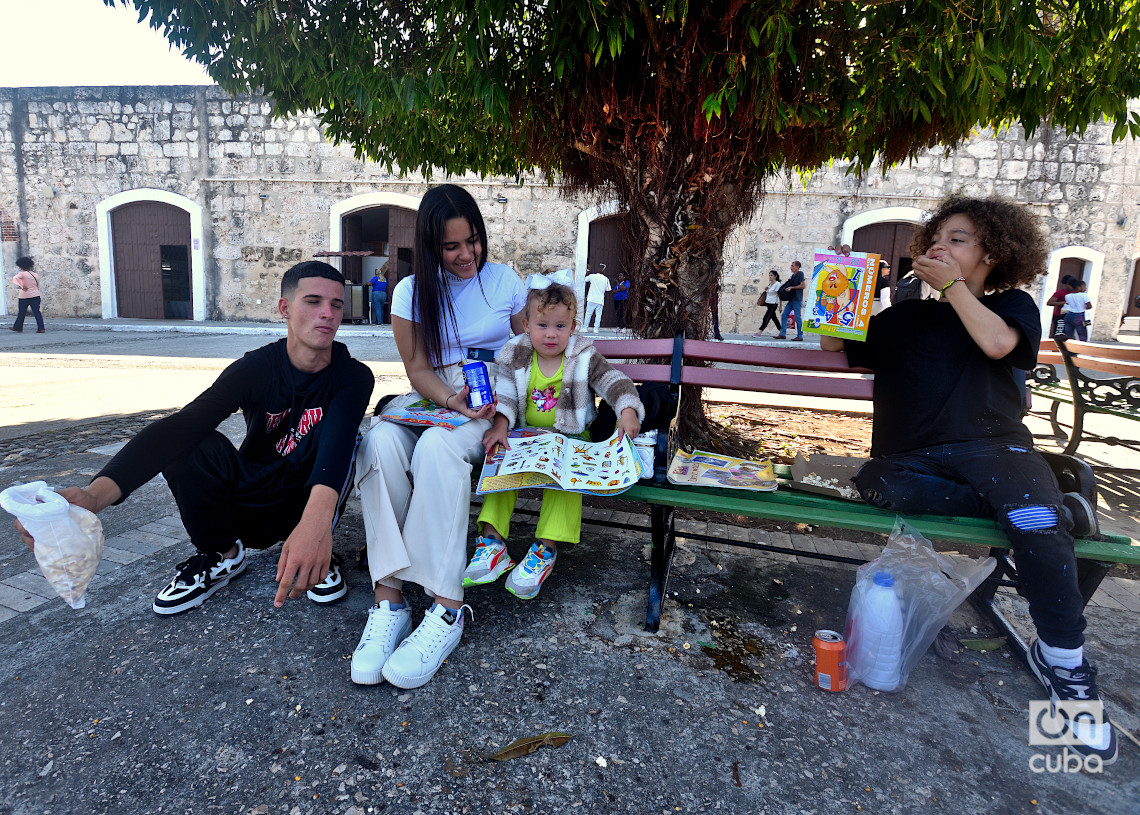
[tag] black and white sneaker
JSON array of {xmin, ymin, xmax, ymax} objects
[
  {"xmin": 306, "ymin": 553, "xmax": 348, "ymax": 603},
  {"xmin": 1028, "ymin": 639, "xmax": 1118, "ymax": 765},
  {"xmin": 1062, "ymin": 492, "xmax": 1100, "ymax": 538},
  {"xmin": 153, "ymin": 542, "xmax": 246, "ymax": 615}
]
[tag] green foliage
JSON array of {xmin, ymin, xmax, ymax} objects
[{"xmin": 115, "ymin": 0, "xmax": 1140, "ymax": 182}]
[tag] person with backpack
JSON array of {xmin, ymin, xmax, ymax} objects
[{"xmin": 776, "ymin": 260, "xmax": 806, "ymax": 341}]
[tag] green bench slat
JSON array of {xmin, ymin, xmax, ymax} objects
[{"xmin": 619, "ymin": 482, "xmax": 1140, "ymax": 564}]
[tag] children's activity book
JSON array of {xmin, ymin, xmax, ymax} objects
[
  {"xmin": 477, "ymin": 429, "xmax": 642, "ymax": 496},
  {"xmin": 803, "ymin": 250, "xmax": 880, "ymax": 341},
  {"xmin": 380, "ymin": 397, "xmax": 470, "ymax": 431},
  {"xmin": 666, "ymin": 450, "xmax": 778, "ymax": 492}
]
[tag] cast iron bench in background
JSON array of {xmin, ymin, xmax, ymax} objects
[{"xmin": 1030, "ymin": 336, "xmax": 1140, "ymax": 458}]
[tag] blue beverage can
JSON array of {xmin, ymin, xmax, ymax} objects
[{"xmin": 462, "ymin": 361, "xmax": 494, "ymax": 410}]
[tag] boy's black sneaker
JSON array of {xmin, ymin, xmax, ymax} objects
[
  {"xmin": 1028, "ymin": 639, "xmax": 1118, "ymax": 765},
  {"xmin": 306, "ymin": 552, "xmax": 348, "ymax": 603},
  {"xmin": 153, "ymin": 542, "xmax": 246, "ymax": 615},
  {"xmin": 1061, "ymin": 492, "xmax": 1100, "ymax": 538}
]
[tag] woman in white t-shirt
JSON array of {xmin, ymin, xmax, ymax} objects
[
  {"xmin": 752, "ymin": 270, "xmax": 782, "ymax": 337},
  {"xmin": 353, "ymin": 185, "xmax": 526, "ymax": 690},
  {"xmin": 1062, "ymin": 281, "xmax": 1091, "ymax": 341}
]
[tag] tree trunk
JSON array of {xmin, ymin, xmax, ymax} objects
[{"xmin": 616, "ymin": 157, "xmax": 756, "ymax": 455}]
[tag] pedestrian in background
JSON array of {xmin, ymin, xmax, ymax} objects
[
  {"xmin": 368, "ymin": 261, "xmax": 389, "ymax": 325},
  {"xmin": 10, "ymin": 256, "xmax": 45, "ymax": 334},
  {"xmin": 753, "ymin": 269, "xmax": 782, "ymax": 336},
  {"xmin": 613, "ymin": 272, "xmax": 630, "ymax": 331},
  {"xmin": 711, "ymin": 283, "xmax": 724, "ymax": 341},
  {"xmin": 776, "ymin": 260, "xmax": 806, "ymax": 341},
  {"xmin": 583, "ymin": 262, "xmax": 611, "ymax": 331}
]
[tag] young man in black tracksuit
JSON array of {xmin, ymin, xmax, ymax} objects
[{"xmin": 17, "ymin": 261, "xmax": 374, "ymax": 615}]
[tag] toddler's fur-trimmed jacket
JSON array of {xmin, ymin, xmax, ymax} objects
[{"xmin": 493, "ymin": 333, "xmax": 645, "ymax": 435}]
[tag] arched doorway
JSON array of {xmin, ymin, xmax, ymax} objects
[
  {"xmin": 1042, "ymin": 247, "xmax": 1104, "ymax": 337},
  {"xmin": 110, "ymin": 201, "xmax": 192, "ymax": 319},
  {"xmin": 97, "ymin": 189, "xmax": 205, "ymax": 320},
  {"xmin": 330, "ymin": 193, "xmax": 420, "ymax": 324},
  {"xmin": 843, "ymin": 206, "xmax": 924, "ymax": 297},
  {"xmin": 586, "ymin": 213, "xmax": 628, "ymax": 327}
]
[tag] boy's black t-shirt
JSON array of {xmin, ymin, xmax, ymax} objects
[
  {"xmin": 844, "ymin": 290, "xmax": 1041, "ymax": 457},
  {"xmin": 98, "ymin": 339, "xmax": 374, "ymax": 502}
]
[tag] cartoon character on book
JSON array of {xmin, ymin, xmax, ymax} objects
[
  {"xmin": 463, "ymin": 275, "xmax": 644, "ymax": 599},
  {"xmin": 815, "ymin": 262, "xmax": 859, "ymax": 327}
]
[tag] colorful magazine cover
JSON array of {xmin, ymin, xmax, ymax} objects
[
  {"xmin": 666, "ymin": 450, "xmax": 778, "ymax": 492},
  {"xmin": 803, "ymin": 250, "xmax": 880, "ymax": 341},
  {"xmin": 380, "ymin": 397, "xmax": 470, "ymax": 431},
  {"xmin": 477, "ymin": 429, "xmax": 642, "ymax": 496}
]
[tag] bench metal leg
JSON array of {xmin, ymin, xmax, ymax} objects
[
  {"xmin": 969, "ymin": 549, "xmax": 1032, "ymax": 664},
  {"xmin": 645, "ymin": 504, "xmax": 676, "ymax": 632},
  {"xmin": 1076, "ymin": 559, "xmax": 1111, "ymax": 607},
  {"xmin": 969, "ymin": 549, "xmax": 1110, "ymax": 666}
]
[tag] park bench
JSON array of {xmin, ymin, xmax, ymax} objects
[
  {"xmin": 573, "ymin": 335, "xmax": 1140, "ymax": 660},
  {"xmin": 1029, "ymin": 335, "xmax": 1140, "ymax": 457}
]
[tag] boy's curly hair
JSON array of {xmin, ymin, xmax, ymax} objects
[
  {"xmin": 526, "ymin": 282, "xmax": 578, "ymax": 318},
  {"xmin": 909, "ymin": 196, "xmax": 1048, "ymax": 292}
]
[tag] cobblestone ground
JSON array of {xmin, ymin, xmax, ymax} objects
[{"xmin": 0, "ymin": 410, "xmax": 177, "ymax": 466}]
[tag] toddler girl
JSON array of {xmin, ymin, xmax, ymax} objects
[{"xmin": 462, "ymin": 279, "xmax": 643, "ymax": 598}]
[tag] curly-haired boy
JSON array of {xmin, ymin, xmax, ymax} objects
[{"xmin": 821, "ymin": 196, "xmax": 1116, "ymax": 764}]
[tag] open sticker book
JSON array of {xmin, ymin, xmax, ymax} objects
[{"xmin": 478, "ymin": 429, "xmax": 642, "ymax": 496}]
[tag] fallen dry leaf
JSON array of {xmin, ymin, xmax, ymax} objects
[
  {"xmin": 490, "ymin": 732, "xmax": 572, "ymax": 761},
  {"xmin": 959, "ymin": 637, "xmax": 1007, "ymax": 652}
]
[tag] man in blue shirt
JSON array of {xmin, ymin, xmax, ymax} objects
[{"xmin": 369, "ymin": 264, "xmax": 389, "ymax": 324}]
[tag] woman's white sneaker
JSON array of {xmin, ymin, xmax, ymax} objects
[
  {"xmin": 381, "ymin": 604, "xmax": 469, "ymax": 689},
  {"xmin": 350, "ymin": 601, "xmax": 412, "ymax": 685}
]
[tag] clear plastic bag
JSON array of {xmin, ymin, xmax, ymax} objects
[
  {"xmin": 0, "ymin": 481, "xmax": 104, "ymax": 609},
  {"xmin": 844, "ymin": 518, "xmax": 996, "ymax": 692}
]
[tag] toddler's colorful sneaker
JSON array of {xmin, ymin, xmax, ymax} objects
[
  {"xmin": 462, "ymin": 536, "xmax": 515, "ymax": 587},
  {"xmin": 504, "ymin": 542, "xmax": 556, "ymax": 600}
]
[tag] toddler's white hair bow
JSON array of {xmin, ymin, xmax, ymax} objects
[{"xmin": 526, "ymin": 268, "xmax": 574, "ymax": 290}]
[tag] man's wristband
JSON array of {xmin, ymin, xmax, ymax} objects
[{"xmin": 940, "ymin": 277, "xmax": 967, "ymax": 297}]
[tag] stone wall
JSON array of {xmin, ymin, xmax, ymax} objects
[{"xmin": 2, "ymin": 86, "xmax": 1138, "ymax": 338}]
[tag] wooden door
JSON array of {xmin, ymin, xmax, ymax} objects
[
  {"xmin": 341, "ymin": 214, "xmax": 364, "ymax": 283},
  {"xmin": 111, "ymin": 202, "xmax": 191, "ymax": 319},
  {"xmin": 587, "ymin": 214, "xmax": 626, "ymax": 327},
  {"xmin": 1059, "ymin": 257, "xmax": 1087, "ymax": 283},
  {"xmin": 852, "ymin": 222, "xmax": 916, "ymax": 291},
  {"xmin": 388, "ymin": 207, "xmax": 417, "ymax": 285},
  {"xmin": 1127, "ymin": 259, "xmax": 1140, "ymax": 317}
]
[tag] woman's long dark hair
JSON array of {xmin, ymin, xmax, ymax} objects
[{"xmin": 412, "ymin": 184, "xmax": 490, "ymax": 366}]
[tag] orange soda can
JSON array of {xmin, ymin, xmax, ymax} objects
[{"xmin": 813, "ymin": 629, "xmax": 847, "ymax": 692}]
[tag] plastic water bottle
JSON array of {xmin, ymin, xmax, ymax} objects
[{"xmin": 853, "ymin": 571, "xmax": 905, "ymax": 691}]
